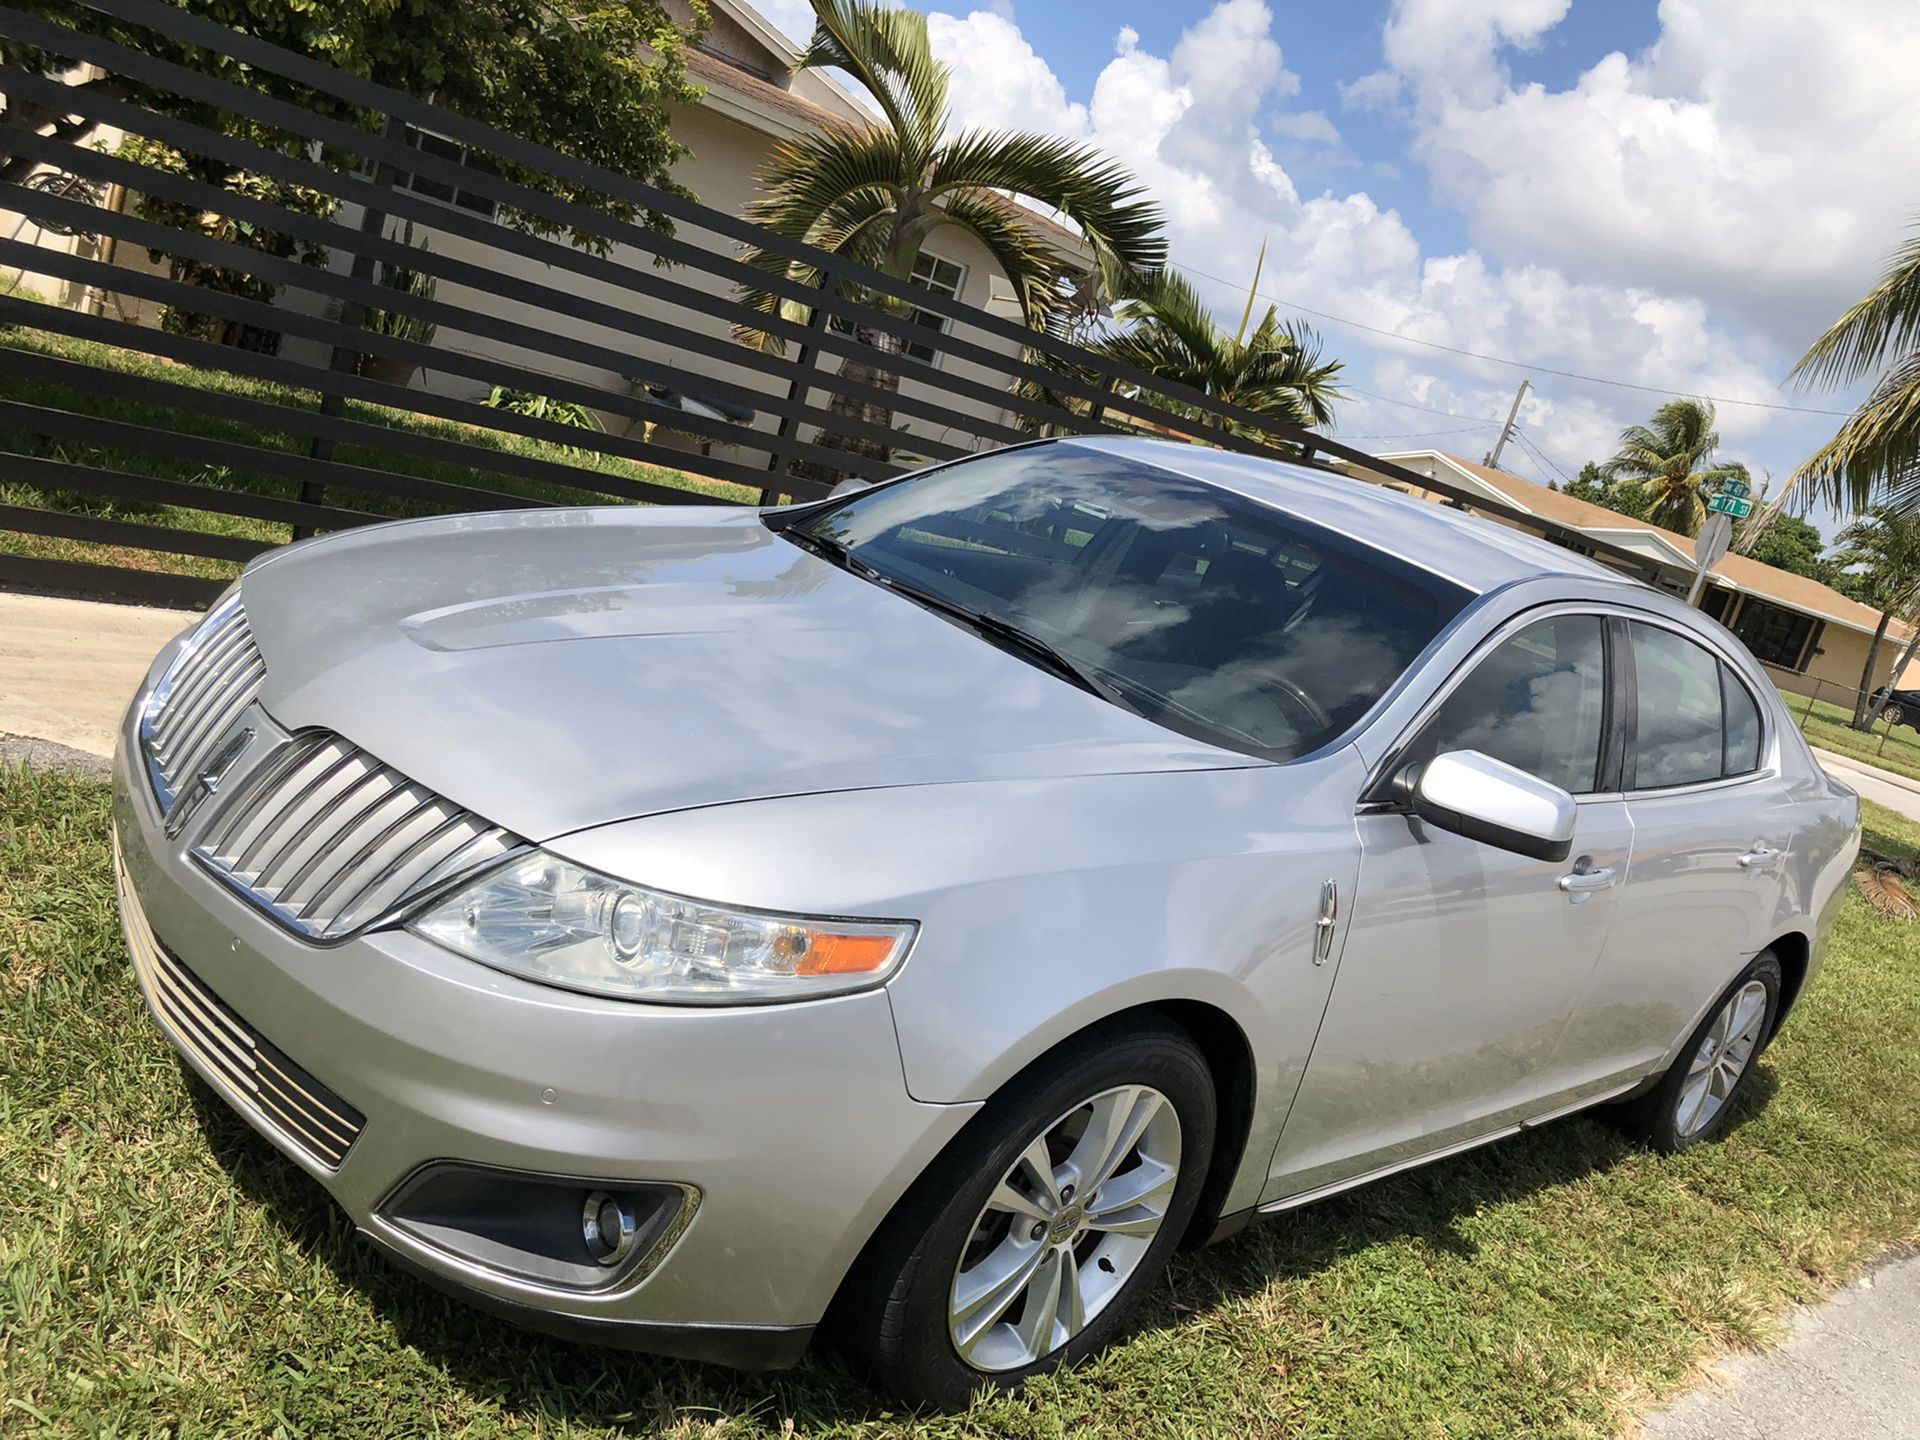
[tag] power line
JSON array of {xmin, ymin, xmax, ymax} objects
[
  {"xmin": 1346, "ymin": 384, "xmax": 1505, "ymax": 423},
  {"xmin": 1511, "ymin": 427, "xmax": 1577, "ymax": 486},
  {"xmin": 1184, "ymin": 261, "xmax": 1854, "ymax": 418},
  {"xmin": 1333, "ymin": 423, "xmax": 1501, "ymax": 441}
]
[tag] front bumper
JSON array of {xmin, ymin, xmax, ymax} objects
[{"xmin": 110, "ymin": 701, "xmax": 977, "ymax": 1361}]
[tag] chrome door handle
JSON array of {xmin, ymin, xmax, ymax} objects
[
  {"xmin": 1739, "ymin": 848, "xmax": 1782, "ymax": 871},
  {"xmin": 1557, "ymin": 866, "xmax": 1617, "ymax": 894}
]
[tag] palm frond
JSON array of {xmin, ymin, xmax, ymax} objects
[
  {"xmin": 930, "ymin": 128, "xmax": 1166, "ymax": 280},
  {"xmin": 932, "ymin": 189, "xmax": 1065, "ymax": 330},
  {"xmin": 742, "ymin": 128, "xmax": 905, "ymax": 242},
  {"xmin": 1792, "ymin": 225, "xmax": 1920, "ymax": 390},
  {"xmin": 1793, "ymin": 349, "xmax": 1920, "ymax": 513},
  {"xmin": 797, "ymin": 0, "xmax": 948, "ymax": 164},
  {"xmin": 733, "ymin": 187, "xmax": 899, "ymax": 353}
]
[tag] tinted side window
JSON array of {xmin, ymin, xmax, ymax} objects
[
  {"xmin": 1412, "ymin": 615, "xmax": 1608, "ymax": 793},
  {"xmin": 1722, "ymin": 664, "xmax": 1762, "ymax": 775},
  {"xmin": 1629, "ymin": 623, "xmax": 1724, "ymax": 788}
]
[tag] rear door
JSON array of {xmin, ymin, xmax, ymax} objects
[
  {"xmin": 1264, "ymin": 609, "xmax": 1635, "ymax": 1201},
  {"xmin": 1548, "ymin": 618, "xmax": 1797, "ymax": 1090}
]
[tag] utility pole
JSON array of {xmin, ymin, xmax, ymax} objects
[{"xmin": 1483, "ymin": 379, "xmax": 1530, "ymax": 471}]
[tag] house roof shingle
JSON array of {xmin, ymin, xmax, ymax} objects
[{"xmin": 1409, "ymin": 452, "xmax": 1906, "ymax": 640}]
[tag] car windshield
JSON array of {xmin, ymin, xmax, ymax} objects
[{"xmin": 775, "ymin": 445, "xmax": 1473, "ymax": 760}]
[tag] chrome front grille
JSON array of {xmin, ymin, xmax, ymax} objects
[
  {"xmin": 116, "ymin": 839, "xmax": 365, "ymax": 1168},
  {"xmin": 140, "ymin": 593, "xmax": 264, "ymax": 812},
  {"xmin": 192, "ymin": 731, "xmax": 522, "ymax": 941}
]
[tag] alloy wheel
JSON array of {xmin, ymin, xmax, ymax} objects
[
  {"xmin": 1675, "ymin": 979, "xmax": 1769, "ymax": 1137},
  {"xmin": 947, "ymin": 1084, "xmax": 1182, "ymax": 1372}
]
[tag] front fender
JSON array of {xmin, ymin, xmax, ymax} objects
[{"xmin": 545, "ymin": 755, "xmax": 1369, "ymax": 1217}]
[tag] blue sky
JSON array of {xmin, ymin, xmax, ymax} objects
[{"xmin": 753, "ymin": 1, "xmax": 1918, "ymax": 538}]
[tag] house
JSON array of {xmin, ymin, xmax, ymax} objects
[
  {"xmin": 1341, "ymin": 449, "xmax": 1919, "ymax": 705},
  {"xmin": 0, "ymin": 0, "xmax": 1096, "ymax": 467}
]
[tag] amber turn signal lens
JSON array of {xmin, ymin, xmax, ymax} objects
[{"xmin": 796, "ymin": 931, "xmax": 904, "ymax": 975}]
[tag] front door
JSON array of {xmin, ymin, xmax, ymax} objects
[{"xmin": 1264, "ymin": 610, "xmax": 1632, "ymax": 1202}]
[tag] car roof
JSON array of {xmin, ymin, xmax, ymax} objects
[{"xmin": 1061, "ymin": 435, "xmax": 1631, "ymax": 596}]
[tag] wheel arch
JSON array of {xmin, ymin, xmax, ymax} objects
[
  {"xmin": 824, "ymin": 999, "xmax": 1264, "ymax": 1331},
  {"xmin": 1765, "ymin": 929, "xmax": 1812, "ymax": 1036}
]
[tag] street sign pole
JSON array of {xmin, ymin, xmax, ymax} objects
[{"xmin": 1689, "ymin": 509, "xmax": 1734, "ymax": 606}]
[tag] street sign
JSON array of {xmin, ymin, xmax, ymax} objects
[
  {"xmin": 1707, "ymin": 493, "xmax": 1754, "ymax": 518},
  {"xmin": 1717, "ymin": 478, "xmax": 1751, "ymax": 499},
  {"xmin": 1694, "ymin": 510, "xmax": 1733, "ymax": 570}
]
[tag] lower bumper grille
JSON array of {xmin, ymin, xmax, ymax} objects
[{"xmin": 117, "ymin": 841, "xmax": 365, "ymax": 1169}]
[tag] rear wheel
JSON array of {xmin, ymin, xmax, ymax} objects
[
  {"xmin": 840, "ymin": 1021, "xmax": 1215, "ymax": 1407},
  {"xmin": 1613, "ymin": 952, "xmax": 1781, "ymax": 1153}
]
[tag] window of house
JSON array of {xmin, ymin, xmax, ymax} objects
[
  {"xmin": 1727, "ymin": 596, "xmax": 1817, "ymax": 671},
  {"xmin": 399, "ymin": 126, "xmax": 500, "ymax": 219},
  {"xmin": 903, "ymin": 252, "xmax": 964, "ymax": 363},
  {"xmin": 1404, "ymin": 615, "xmax": 1609, "ymax": 794},
  {"xmin": 832, "ymin": 252, "xmax": 965, "ymax": 365}
]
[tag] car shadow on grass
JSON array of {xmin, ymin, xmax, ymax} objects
[{"xmin": 177, "ymin": 1055, "xmax": 1779, "ymax": 1427}]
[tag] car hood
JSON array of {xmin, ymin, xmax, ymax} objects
[{"xmin": 239, "ymin": 506, "xmax": 1253, "ymax": 840}]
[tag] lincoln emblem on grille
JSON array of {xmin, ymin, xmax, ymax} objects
[{"xmin": 164, "ymin": 726, "xmax": 255, "ymax": 838}]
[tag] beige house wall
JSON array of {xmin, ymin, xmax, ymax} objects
[{"xmin": 328, "ymin": 97, "xmax": 1035, "ymax": 474}]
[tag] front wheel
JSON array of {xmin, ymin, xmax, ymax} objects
[
  {"xmin": 1614, "ymin": 952, "xmax": 1782, "ymax": 1153},
  {"xmin": 839, "ymin": 1020, "xmax": 1215, "ymax": 1407}
]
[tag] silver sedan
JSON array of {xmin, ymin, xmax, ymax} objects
[{"xmin": 112, "ymin": 437, "xmax": 1860, "ymax": 1406}]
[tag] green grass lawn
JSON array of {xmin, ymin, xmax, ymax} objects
[
  {"xmin": 1779, "ymin": 691, "xmax": 1920, "ymax": 784},
  {"xmin": 0, "ymin": 327, "xmax": 760, "ymax": 582},
  {"xmin": 3, "ymin": 767, "xmax": 1918, "ymax": 1438}
]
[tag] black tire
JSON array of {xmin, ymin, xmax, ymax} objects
[
  {"xmin": 1612, "ymin": 951, "xmax": 1782, "ymax": 1154},
  {"xmin": 838, "ymin": 1018, "xmax": 1216, "ymax": 1408}
]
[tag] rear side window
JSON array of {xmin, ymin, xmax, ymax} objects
[
  {"xmin": 1722, "ymin": 666, "xmax": 1763, "ymax": 775},
  {"xmin": 1629, "ymin": 622, "xmax": 1762, "ymax": 788},
  {"xmin": 1408, "ymin": 614, "xmax": 1609, "ymax": 793}
]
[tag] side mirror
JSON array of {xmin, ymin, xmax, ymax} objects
[
  {"xmin": 827, "ymin": 477, "xmax": 875, "ymax": 499},
  {"xmin": 1401, "ymin": 750, "xmax": 1576, "ymax": 863}
]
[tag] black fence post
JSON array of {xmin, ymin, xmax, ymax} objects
[
  {"xmin": 294, "ymin": 112, "xmax": 407, "ymax": 538},
  {"xmin": 763, "ymin": 262, "xmax": 837, "ymax": 500},
  {"xmin": 1084, "ymin": 372, "xmax": 1117, "ymax": 432}
]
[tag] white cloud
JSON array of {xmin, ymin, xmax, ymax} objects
[
  {"xmin": 1271, "ymin": 110, "xmax": 1343, "ymax": 145},
  {"xmin": 913, "ymin": 0, "xmax": 1891, "ymax": 507},
  {"xmin": 748, "ymin": 0, "xmax": 816, "ymax": 46},
  {"xmin": 1383, "ymin": 0, "xmax": 1920, "ymax": 353}
]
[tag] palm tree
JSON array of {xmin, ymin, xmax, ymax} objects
[
  {"xmin": 1598, "ymin": 398, "xmax": 1747, "ymax": 536},
  {"xmin": 1832, "ymin": 505, "xmax": 1920, "ymax": 727},
  {"xmin": 1082, "ymin": 266, "xmax": 1342, "ymax": 438},
  {"xmin": 735, "ymin": 0, "xmax": 1164, "ymax": 477},
  {"xmin": 1790, "ymin": 224, "xmax": 1920, "ymax": 513}
]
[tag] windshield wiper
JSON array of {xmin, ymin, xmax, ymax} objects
[
  {"xmin": 885, "ymin": 584, "xmax": 1135, "ymax": 710},
  {"xmin": 779, "ymin": 525, "xmax": 885, "ymax": 581},
  {"xmin": 780, "ymin": 527, "xmax": 1135, "ymax": 710}
]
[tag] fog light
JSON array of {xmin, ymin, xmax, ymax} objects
[{"xmin": 582, "ymin": 1189, "xmax": 638, "ymax": 1267}]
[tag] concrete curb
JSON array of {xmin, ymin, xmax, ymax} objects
[
  {"xmin": 1812, "ymin": 746, "xmax": 1920, "ymax": 797},
  {"xmin": 0, "ymin": 731, "xmax": 113, "ymax": 781}
]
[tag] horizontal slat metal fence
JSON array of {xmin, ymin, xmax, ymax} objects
[{"xmin": 0, "ymin": 0, "xmax": 1656, "ymax": 607}]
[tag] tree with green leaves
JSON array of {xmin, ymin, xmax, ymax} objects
[
  {"xmin": 1556, "ymin": 460, "xmax": 1652, "ymax": 521},
  {"xmin": 1831, "ymin": 505, "xmax": 1920, "ymax": 727},
  {"xmin": 1078, "ymin": 266, "xmax": 1342, "ymax": 438},
  {"xmin": 1740, "ymin": 511, "xmax": 1836, "ymax": 585},
  {"xmin": 734, "ymin": 0, "xmax": 1164, "ymax": 475},
  {"xmin": 1791, "ymin": 224, "xmax": 1920, "ymax": 514},
  {"xmin": 1598, "ymin": 398, "xmax": 1747, "ymax": 536},
  {"xmin": 2, "ymin": 1, "xmax": 705, "ymax": 346}
]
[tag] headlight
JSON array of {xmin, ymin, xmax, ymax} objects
[{"xmin": 407, "ymin": 852, "xmax": 917, "ymax": 1005}]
